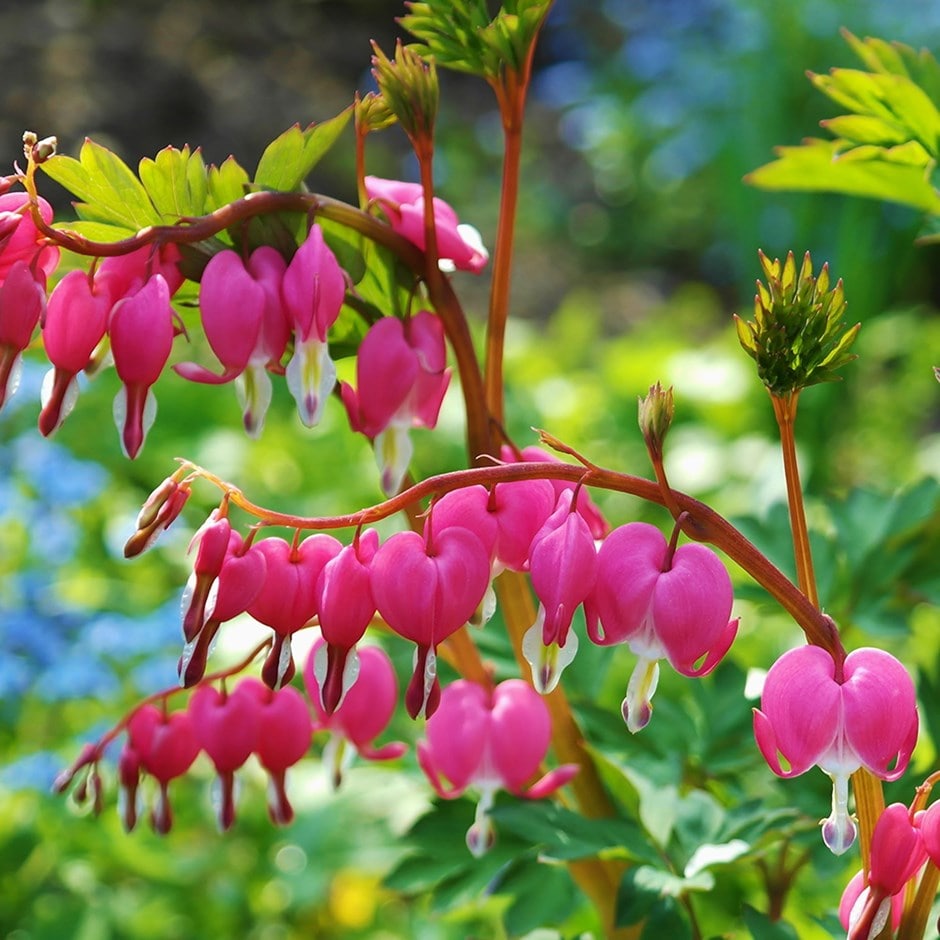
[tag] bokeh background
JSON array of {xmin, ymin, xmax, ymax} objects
[{"xmin": 2, "ymin": 1, "xmax": 940, "ymax": 938}]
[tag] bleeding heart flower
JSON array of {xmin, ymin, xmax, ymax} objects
[
  {"xmin": 239, "ymin": 678, "xmax": 313, "ymax": 824},
  {"xmin": 281, "ymin": 225, "xmax": 346, "ymax": 427},
  {"xmin": 247, "ymin": 533, "xmax": 343, "ymax": 688},
  {"xmin": 523, "ymin": 492, "xmax": 598, "ymax": 694},
  {"xmin": 188, "ymin": 682, "xmax": 261, "ymax": 831},
  {"xmin": 753, "ymin": 645, "xmax": 918, "ymax": 855},
  {"xmin": 310, "ymin": 528, "xmax": 380, "ymax": 715},
  {"xmin": 38, "ymin": 269, "xmax": 111, "ymax": 437},
  {"xmin": 109, "ymin": 273, "xmax": 175, "ymax": 457},
  {"xmin": 126, "ymin": 703, "xmax": 201, "ymax": 834},
  {"xmin": 340, "ymin": 312, "xmax": 450, "ymax": 494},
  {"xmin": 304, "ymin": 640, "xmax": 407, "ymax": 788},
  {"xmin": 0, "ymin": 260, "xmax": 46, "ymax": 410},
  {"xmin": 417, "ymin": 679, "xmax": 578, "ymax": 855},
  {"xmin": 840, "ymin": 803, "xmax": 925, "ymax": 939},
  {"xmin": 585, "ymin": 521, "xmax": 738, "ymax": 733},
  {"xmin": 365, "ymin": 176, "xmax": 489, "ymax": 274},
  {"xmin": 371, "ymin": 520, "xmax": 490, "ymax": 718}
]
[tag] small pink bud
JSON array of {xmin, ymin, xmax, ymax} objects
[{"xmin": 0, "ymin": 260, "xmax": 46, "ymax": 411}]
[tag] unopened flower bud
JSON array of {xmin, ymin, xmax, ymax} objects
[
  {"xmin": 371, "ymin": 40, "xmax": 438, "ymax": 152},
  {"xmin": 638, "ymin": 382, "xmax": 674, "ymax": 459},
  {"xmin": 125, "ymin": 477, "xmax": 191, "ymax": 557}
]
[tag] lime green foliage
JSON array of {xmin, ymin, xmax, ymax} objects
[
  {"xmin": 400, "ymin": 0, "xmax": 552, "ymax": 81},
  {"xmin": 40, "ymin": 111, "xmax": 352, "ymax": 239},
  {"xmin": 735, "ymin": 250, "xmax": 859, "ymax": 396},
  {"xmin": 253, "ymin": 110, "xmax": 352, "ymax": 193},
  {"xmin": 748, "ymin": 31, "xmax": 940, "ymax": 233}
]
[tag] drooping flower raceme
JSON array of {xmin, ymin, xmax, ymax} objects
[
  {"xmin": 417, "ymin": 679, "xmax": 578, "ymax": 856},
  {"xmin": 584, "ymin": 522, "xmax": 738, "ymax": 732},
  {"xmin": 364, "ymin": 176, "xmax": 489, "ymax": 274},
  {"xmin": 753, "ymin": 645, "xmax": 918, "ymax": 855},
  {"xmin": 340, "ymin": 311, "xmax": 451, "ymax": 494}
]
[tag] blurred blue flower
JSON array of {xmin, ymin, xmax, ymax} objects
[{"xmin": 0, "ymin": 751, "xmax": 63, "ymax": 791}]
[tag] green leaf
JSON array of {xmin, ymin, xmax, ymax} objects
[
  {"xmin": 138, "ymin": 145, "xmax": 208, "ymax": 221},
  {"xmin": 253, "ymin": 108, "xmax": 352, "ymax": 192},
  {"xmin": 742, "ymin": 903, "xmax": 800, "ymax": 939},
  {"xmin": 747, "ymin": 138, "xmax": 940, "ymax": 213},
  {"xmin": 490, "ymin": 799, "xmax": 651, "ymax": 862},
  {"xmin": 616, "ymin": 868, "xmax": 706, "ymax": 928},
  {"xmin": 206, "ymin": 155, "xmax": 251, "ymax": 211},
  {"xmin": 40, "ymin": 139, "xmax": 160, "ymax": 231},
  {"xmin": 498, "ymin": 857, "xmax": 579, "ymax": 935}
]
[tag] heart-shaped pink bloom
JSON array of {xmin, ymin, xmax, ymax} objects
[
  {"xmin": 127, "ymin": 703, "xmax": 201, "ymax": 834},
  {"xmin": 490, "ymin": 479, "xmax": 557, "ymax": 573},
  {"xmin": 839, "ymin": 870, "xmax": 904, "ymax": 937},
  {"xmin": 109, "ymin": 273, "xmax": 175, "ymax": 458},
  {"xmin": 304, "ymin": 641, "xmax": 407, "ymax": 787},
  {"xmin": 0, "ymin": 260, "xmax": 46, "ymax": 410},
  {"xmin": 584, "ymin": 522, "xmax": 738, "ymax": 733},
  {"xmin": 247, "ymin": 534, "xmax": 342, "ymax": 688},
  {"xmin": 501, "ymin": 445, "xmax": 609, "ymax": 539},
  {"xmin": 188, "ymin": 683, "xmax": 261, "ymax": 831},
  {"xmin": 840, "ymin": 803, "xmax": 925, "ymax": 938},
  {"xmin": 365, "ymin": 176, "xmax": 489, "ymax": 274},
  {"xmin": 754, "ymin": 645, "xmax": 918, "ymax": 855},
  {"xmin": 281, "ymin": 225, "xmax": 346, "ymax": 427},
  {"xmin": 417, "ymin": 679, "xmax": 578, "ymax": 856},
  {"xmin": 372, "ymin": 524, "xmax": 490, "ymax": 718},
  {"xmin": 239, "ymin": 677, "xmax": 313, "ymax": 824},
  {"xmin": 38, "ymin": 269, "xmax": 111, "ymax": 437},
  {"xmin": 0, "ymin": 193, "xmax": 59, "ymax": 280},
  {"xmin": 313, "ymin": 529, "xmax": 379, "ymax": 714},
  {"xmin": 521, "ymin": 493, "xmax": 598, "ymax": 695},
  {"xmin": 341, "ymin": 312, "xmax": 450, "ymax": 494},
  {"xmin": 95, "ymin": 243, "xmax": 183, "ymax": 307}
]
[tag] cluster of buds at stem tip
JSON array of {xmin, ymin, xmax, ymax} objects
[
  {"xmin": 734, "ymin": 250, "xmax": 860, "ymax": 395},
  {"xmin": 637, "ymin": 381, "xmax": 674, "ymax": 463},
  {"xmin": 370, "ymin": 40, "xmax": 438, "ymax": 153}
]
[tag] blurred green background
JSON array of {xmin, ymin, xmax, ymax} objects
[{"xmin": 2, "ymin": 1, "xmax": 939, "ymax": 938}]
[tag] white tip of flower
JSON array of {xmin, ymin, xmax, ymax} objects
[
  {"xmin": 821, "ymin": 772, "xmax": 857, "ymax": 855},
  {"xmin": 286, "ymin": 338, "xmax": 336, "ymax": 428},
  {"xmin": 235, "ymin": 364, "xmax": 273, "ymax": 438},
  {"xmin": 313, "ymin": 642, "xmax": 361, "ymax": 713},
  {"xmin": 623, "ymin": 656, "xmax": 660, "ymax": 733},
  {"xmin": 522, "ymin": 610, "xmax": 579, "ymax": 694},
  {"xmin": 374, "ymin": 424, "xmax": 413, "ymax": 495}
]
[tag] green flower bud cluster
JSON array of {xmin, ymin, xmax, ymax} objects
[
  {"xmin": 400, "ymin": 0, "xmax": 553, "ymax": 84},
  {"xmin": 735, "ymin": 250, "xmax": 860, "ymax": 396}
]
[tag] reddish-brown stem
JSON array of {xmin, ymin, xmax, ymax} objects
[{"xmin": 770, "ymin": 391, "xmax": 819, "ymax": 609}]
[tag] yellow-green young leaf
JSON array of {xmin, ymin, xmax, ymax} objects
[
  {"xmin": 821, "ymin": 114, "xmax": 910, "ymax": 147},
  {"xmin": 138, "ymin": 145, "xmax": 208, "ymax": 221},
  {"xmin": 41, "ymin": 139, "xmax": 160, "ymax": 231},
  {"xmin": 746, "ymin": 138, "xmax": 940, "ymax": 213},
  {"xmin": 52, "ymin": 219, "xmax": 137, "ymax": 243},
  {"xmin": 206, "ymin": 155, "xmax": 251, "ymax": 211},
  {"xmin": 253, "ymin": 107, "xmax": 352, "ymax": 192}
]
